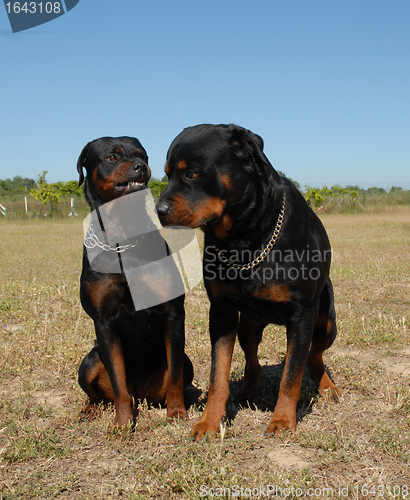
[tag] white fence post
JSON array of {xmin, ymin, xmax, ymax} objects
[{"xmin": 68, "ymin": 197, "xmax": 78, "ymax": 217}]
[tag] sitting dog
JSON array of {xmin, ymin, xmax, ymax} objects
[
  {"xmin": 156, "ymin": 124, "xmax": 341, "ymax": 441},
  {"xmin": 77, "ymin": 136, "xmax": 193, "ymax": 427}
]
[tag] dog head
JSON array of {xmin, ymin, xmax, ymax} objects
[
  {"xmin": 156, "ymin": 124, "xmax": 282, "ymax": 240},
  {"xmin": 77, "ymin": 136, "xmax": 151, "ymax": 209}
]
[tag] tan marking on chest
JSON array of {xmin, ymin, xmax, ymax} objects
[{"xmin": 254, "ymin": 284, "xmax": 291, "ymax": 303}]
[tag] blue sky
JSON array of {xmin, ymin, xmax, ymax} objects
[{"xmin": 1, "ymin": 0, "xmax": 409, "ymax": 189}]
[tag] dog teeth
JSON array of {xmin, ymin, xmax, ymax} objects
[{"xmin": 127, "ymin": 181, "xmax": 143, "ymax": 188}]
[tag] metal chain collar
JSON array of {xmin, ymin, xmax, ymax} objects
[
  {"xmin": 213, "ymin": 195, "xmax": 286, "ymax": 271},
  {"xmin": 84, "ymin": 222, "xmax": 142, "ymax": 253}
]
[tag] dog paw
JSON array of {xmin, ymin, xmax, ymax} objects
[
  {"xmin": 314, "ymin": 371, "xmax": 342, "ymax": 402},
  {"xmin": 79, "ymin": 403, "xmax": 103, "ymax": 421},
  {"xmin": 167, "ymin": 407, "xmax": 188, "ymax": 421},
  {"xmin": 264, "ymin": 415, "xmax": 296, "ymax": 438},
  {"xmin": 320, "ymin": 385, "xmax": 343, "ymax": 403},
  {"xmin": 318, "ymin": 378, "xmax": 342, "ymax": 402},
  {"xmin": 114, "ymin": 409, "xmax": 134, "ymax": 428},
  {"xmin": 190, "ymin": 421, "xmax": 219, "ymax": 442}
]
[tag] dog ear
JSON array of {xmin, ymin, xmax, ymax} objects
[
  {"xmin": 228, "ymin": 124, "xmax": 281, "ymax": 194},
  {"xmin": 77, "ymin": 142, "xmax": 91, "ymax": 187},
  {"xmin": 229, "ymin": 124, "xmax": 255, "ymax": 166}
]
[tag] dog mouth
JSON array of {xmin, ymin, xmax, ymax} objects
[
  {"xmin": 114, "ymin": 180, "xmax": 147, "ymax": 195},
  {"xmin": 198, "ymin": 215, "xmax": 219, "ymax": 228}
]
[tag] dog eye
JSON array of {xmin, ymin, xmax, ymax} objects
[
  {"xmin": 107, "ymin": 155, "xmax": 117, "ymax": 161},
  {"xmin": 186, "ymin": 171, "xmax": 197, "ymax": 180}
]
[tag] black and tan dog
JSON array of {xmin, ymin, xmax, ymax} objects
[
  {"xmin": 157, "ymin": 124, "xmax": 341, "ymax": 441},
  {"xmin": 77, "ymin": 136, "xmax": 193, "ymax": 427}
]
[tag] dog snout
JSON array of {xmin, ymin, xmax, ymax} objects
[
  {"xmin": 156, "ymin": 201, "xmax": 172, "ymax": 218},
  {"xmin": 133, "ymin": 161, "xmax": 147, "ymax": 173}
]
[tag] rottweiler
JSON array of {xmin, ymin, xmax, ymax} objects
[
  {"xmin": 77, "ymin": 136, "xmax": 193, "ymax": 427},
  {"xmin": 156, "ymin": 124, "xmax": 341, "ymax": 441}
]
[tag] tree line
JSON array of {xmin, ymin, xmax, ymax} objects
[
  {"xmin": 0, "ymin": 176, "xmax": 36, "ymax": 196},
  {"xmin": 0, "ymin": 173, "xmax": 169, "ymax": 215},
  {"xmin": 0, "ymin": 173, "xmax": 408, "ymax": 212}
]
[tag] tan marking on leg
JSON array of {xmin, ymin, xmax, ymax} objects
[
  {"xmin": 190, "ymin": 334, "xmax": 236, "ymax": 441},
  {"xmin": 164, "ymin": 336, "xmax": 187, "ymax": 421},
  {"xmin": 308, "ymin": 312, "xmax": 341, "ymax": 400},
  {"xmin": 80, "ymin": 357, "xmax": 114, "ymax": 421},
  {"xmin": 265, "ymin": 339, "xmax": 302, "ymax": 436},
  {"xmin": 109, "ymin": 343, "xmax": 132, "ymax": 427},
  {"xmin": 138, "ymin": 361, "xmax": 168, "ymax": 404},
  {"xmin": 307, "ymin": 352, "xmax": 341, "ymax": 401}
]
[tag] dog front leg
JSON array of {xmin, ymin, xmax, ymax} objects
[
  {"xmin": 190, "ymin": 303, "xmax": 238, "ymax": 442},
  {"xmin": 164, "ymin": 309, "xmax": 188, "ymax": 421},
  {"xmin": 95, "ymin": 322, "xmax": 132, "ymax": 427},
  {"xmin": 264, "ymin": 306, "xmax": 316, "ymax": 437}
]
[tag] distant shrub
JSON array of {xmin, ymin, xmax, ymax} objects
[{"xmin": 148, "ymin": 179, "xmax": 168, "ymax": 198}]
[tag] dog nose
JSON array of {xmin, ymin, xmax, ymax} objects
[
  {"xmin": 133, "ymin": 161, "xmax": 147, "ymax": 173},
  {"xmin": 156, "ymin": 201, "xmax": 171, "ymax": 218}
]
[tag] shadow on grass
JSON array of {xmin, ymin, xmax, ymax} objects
[
  {"xmin": 79, "ymin": 361, "xmax": 337, "ymax": 430},
  {"xmin": 186, "ymin": 360, "xmax": 340, "ymax": 428}
]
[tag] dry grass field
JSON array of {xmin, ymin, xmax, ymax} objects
[{"xmin": 0, "ymin": 207, "xmax": 409, "ymax": 499}]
